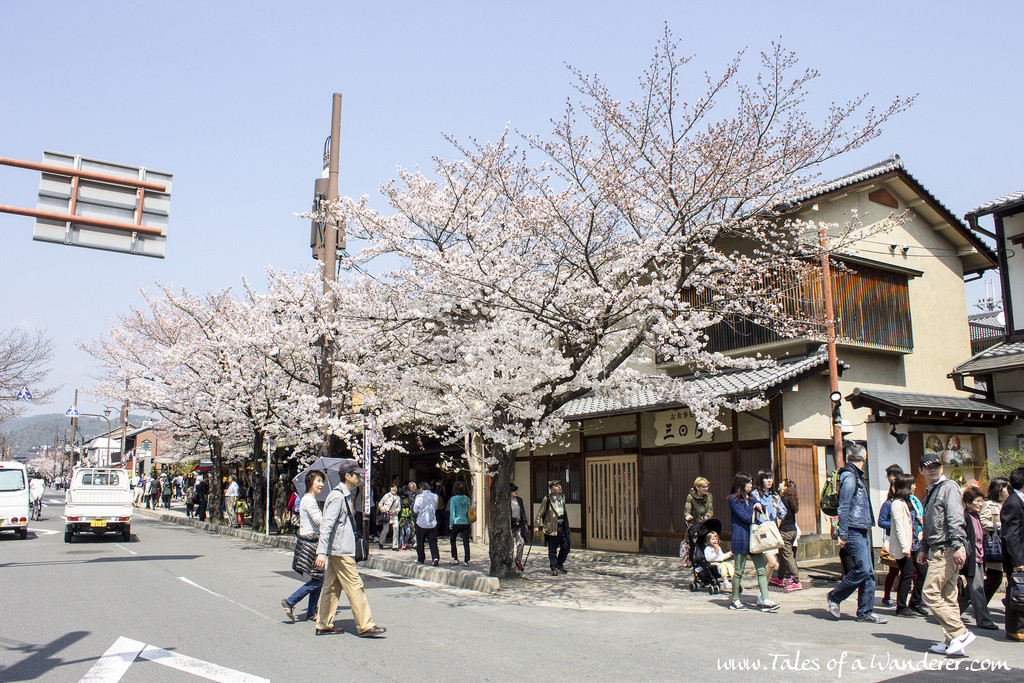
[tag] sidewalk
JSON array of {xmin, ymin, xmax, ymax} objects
[{"xmin": 134, "ymin": 498, "xmax": 846, "ymax": 605}]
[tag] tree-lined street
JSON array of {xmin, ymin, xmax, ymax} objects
[{"xmin": 1, "ymin": 493, "xmax": 1021, "ymax": 681}]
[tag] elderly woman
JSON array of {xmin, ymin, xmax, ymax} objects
[
  {"xmin": 282, "ymin": 470, "xmax": 325, "ymax": 622},
  {"xmin": 680, "ymin": 477, "xmax": 713, "ymax": 567}
]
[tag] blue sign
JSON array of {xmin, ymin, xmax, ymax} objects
[
  {"xmin": 65, "ymin": 404, "xmax": 79, "ymax": 417},
  {"xmin": 15, "ymin": 386, "xmax": 31, "ymax": 400}
]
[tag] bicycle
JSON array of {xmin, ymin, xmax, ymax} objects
[{"xmin": 30, "ymin": 497, "xmax": 43, "ymax": 521}]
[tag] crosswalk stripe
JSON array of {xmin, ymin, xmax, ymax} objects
[
  {"xmin": 79, "ymin": 636, "xmax": 145, "ymax": 682},
  {"xmin": 138, "ymin": 644, "xmax": 269, "ymax": 683}
]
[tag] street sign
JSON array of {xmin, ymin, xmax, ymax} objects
[
  {"xmin": 1, "ymin": 151, "xmax": 172, "ymax": 259},
  {"xmin": 15, "ymin": 386, "xmax": 31, "ymax": 400},
  {"xmin": 65, "ymin": 404, "xmax": 79, "ymax": 417}
]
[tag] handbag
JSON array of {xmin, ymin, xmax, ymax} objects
[
  {"xmin": 344, "ymin": 497, "xmax": 368, "ymax": 562},
  {"xmin": 292, "ymin": 535, "xmax": 323, "ymax": 580},
  {"xmin": 749, "ymin": 512, "xmax": 784, "ymax": 554},
  {"xmin": 467, "ymin": 503, "xmax": 477, "ymax": 524},
  {"xmin": 879, "ymin": 546, "xmax": 899, "ymax": 569},
  {"xmin": 1010, "ymin": 572, "xmax": 1024, "ymax": 609},
  {"xmin": 983, "ymin": 533, "xmax": 1003, "ymax": 564}
]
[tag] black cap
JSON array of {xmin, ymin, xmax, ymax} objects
[
  {"xmin": 921, "ymin": 453, "xmax": 942, "ymax": 468},
  {"xmin": 510, "ymin": 484, "xmax": 519, "ymax": 492},
  {"xmin": 337, "ymin": 459, "xmax": 366, "ymax": 476}
]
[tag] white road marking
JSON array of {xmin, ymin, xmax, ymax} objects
[
  {"xmin": 138, "ymin": 643, "xmax": 269, "ymax": 682},
  {"xmin": 113, "ymin": 543, "xmax": 137, "ymax": 556},
  {"xmin": 359, "ymin": 567, "xmax": 476, "ymax": 594},
  {"xmin": 79, "ymin": 636, "xmax": 145, "ymax": 682},
  {"xmin": 29, "ymin": 527, "xmax": 59, "ymax": 536},
  {"xmin": 79, "ymin": 636, "xmax": 267, "ymax": 682},
  {"xmin": 177, "ymin": 577, "xmax": 274, "ymax": 622}
]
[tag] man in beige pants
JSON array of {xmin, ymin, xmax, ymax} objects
[
  {"xmin": 314, "ymin": 459, "xmax": 386, "ymax": 638},
  {"xmin": 917, "ymin": 453, "xmax": 971, "ymax": 657}
]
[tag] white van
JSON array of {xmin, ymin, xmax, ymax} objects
[{"xmin": 0, "ymin": 460, "xmax": 30, "ymax": 539}]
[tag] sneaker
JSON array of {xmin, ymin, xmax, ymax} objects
[
  {"xmin": 945, "ymin": 630, "xmax": 976, "ymax": 657},
  {"xmin": 910, "ymin": 603, "xmax": 929, "ymax": 616},
  {"xmin": 856, "ymin": 613, "xmax": 888, "ymax": 624},
  {"xmin": 826, "ymin": 595, "xmax": 841, "ymax": 619},
  {"xmin": 783, "ymin": 581, "xmax": 802, "ymax": 592},
  {"xmin": 928, "ymin": 642, "xmax": 948, "ymax": 655},
  {"xmin": 432, "ymin": 560, "xmax": 439, "ymax": 567},
  {"xmin": 400, "ymin": 545, "xmax": 407, "ymax": 550},
  {"xmin": 281, "ymin": 599, "xmax": 294, "ymax": 622},
  {"xmin": 894, "ymin": 608, "xmax": 916, "ymax": 617},
  {"xmin": 515, "ymin": 562, "xmax": 524, "ymax": 571},
  {"xmin": 557, "ymin": 566, "xmax": 568, "ymax": 574},
  {"xmin": 757, "ymin": 599, "xmax": 781, "ymax": 613},
  {"xmin": 768, "ymin": 577, "xmax": 785, "ymax": 588},
  {"xmin": 880, "ymin": 598, "xmax": 896, "ymax": 608},
  {"xmin": 463, "ymin": 561, "xmax": 470, "ymax": 567},
  {"xmin": 450, "ymin": 559, "xmax": 460, "ymax": 565},
  {"xmin": 728, "ymin": 600, "xmax": 746, "ymax": 610}
]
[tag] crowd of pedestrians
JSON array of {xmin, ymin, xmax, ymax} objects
[{"xmin": 261, "ymin": 443, "xmax": 1024, "ymax": 651}]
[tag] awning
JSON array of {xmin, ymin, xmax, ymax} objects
[
  {"xmin": 558, "ymin": 346, "xmax": 840, "ymax": 421},
  {"xmin": 847, "ymin": 387, "xmax": 1021, "ymax": 426}
]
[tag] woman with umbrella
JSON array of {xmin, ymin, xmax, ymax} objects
[{"xmin": 282, "ymin": 470, "xmax": 326, "ymax": 622}]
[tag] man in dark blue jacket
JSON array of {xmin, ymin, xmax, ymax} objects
[{"xmin": 826, "ymin": 442, "xmax": 887, "ymax": 624}]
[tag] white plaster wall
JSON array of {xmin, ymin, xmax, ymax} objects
[
  {"xmin": 994, "ymin": 370, "xmax": 1024, "ymax": 451},
  {"xmin": 1003, "ymin": 213, "xmax": 1024, "ymax": 332}
]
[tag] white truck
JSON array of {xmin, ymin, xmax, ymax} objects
[
  {"xmin": 0, "ymin": 460, "xmax": 30, "ymax": 539},
  {"xmin": 64, "ymin": 466, "xmax": 132, "ymax": 543}
]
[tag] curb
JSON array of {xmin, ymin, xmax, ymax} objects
[{"xmin": 134, "ymin": 508, "xmax": 499, "ymax": 593}]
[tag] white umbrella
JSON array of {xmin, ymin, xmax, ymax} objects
[{"xmin": 291, "ymin": 457, "xmax": 350, "ymax": 502}]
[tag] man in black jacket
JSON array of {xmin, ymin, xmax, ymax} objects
[
  {"xmin": 1001, "ymin": 466, "xmax": 1024, "ymax": 641},
  {"xmin": 195, "ymin": 473, "xmax": 209, "ymax": 522}
]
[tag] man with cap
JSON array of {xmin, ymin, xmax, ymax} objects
[
  {"xmin": 535, "ymin": 480, "xmax": 570, "ymax": 576},
  {"xmin": 917, "ymin": 451, "xmax": 972, "ymax": 657},
  {"xmin": 313, "ymin": 459, "xmax": 386, "ymax": 637}
]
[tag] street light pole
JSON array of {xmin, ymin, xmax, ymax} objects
[{"xmin": 80, "ymin": 412, "xmax": 112, "ymax": 467}]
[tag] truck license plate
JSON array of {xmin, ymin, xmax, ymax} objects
[{"xmin": 90, "ymin": 519, "xmax": 107, "ymax": 528}]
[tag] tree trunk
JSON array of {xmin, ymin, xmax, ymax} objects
[
  {"xmin": 251, "ymin": 430, "xmax": 266, "ymax": 532},
  {"xmin": 487, "ymin": 441, "xmax": 517, "ymax": 579},
  {"xmin": 209, "ymin": 436, "xmax": 224, "ymax": 524}
]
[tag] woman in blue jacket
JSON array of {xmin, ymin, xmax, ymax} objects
[
  {"xmin": 729, "ymin": 471, "xmax": 781, "ymax": 612},
  {"xmin": 755, "ymin": 469, "xmax": 787, "ymax": 589}
]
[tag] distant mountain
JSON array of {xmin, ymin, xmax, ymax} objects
[{"xmin": 0, "ymin": 412, "xmax": 152, "ymax": 460}]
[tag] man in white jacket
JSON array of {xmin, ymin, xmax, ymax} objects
[{"xmin": 314, "ymin": 459, "xmax": 386, "ymax": 638}]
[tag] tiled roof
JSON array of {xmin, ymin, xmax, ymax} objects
[
  {"xmin": 780, "ymin": 154, "xmax": 904, "ymax": 207},
  {"xmin": 776, "ymin": 154, "xmax": 997, "ymax": 272},
  {"xmin": 966, "ymin": 188, "xmax": 1024, "ymax": 218},
  {"xmin": 848, "ymin": 388, "xmax": 1020, "ymax": 420},
  {"xmin": 952, "ymin": 340, "xmax": 1024, "ymax": 376},
  {"xmin": 558, "ymin": 348, "xmax": 835, "ymax": 421},
  {"xmin": 968, "ymin": 311, "xmax": 1003, "ymax": 328}
]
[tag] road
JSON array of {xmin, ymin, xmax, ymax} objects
[{"xmin": 2, "ymin": 491, "xmax": 1024, "ymax": 682}]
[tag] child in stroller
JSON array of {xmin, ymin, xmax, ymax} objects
[{"xmin": 687, "ymin": 519, "xmax": 725, "ymax": 594}]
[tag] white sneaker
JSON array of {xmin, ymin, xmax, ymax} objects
[
  {"xmin": 945, "ymin": 630, "xmax": 976, "ymax": 657},
  {"xmin": 757, "ymin": 599, "xmax": 781, "ymax": 613},
  {"xmin": 928, "ymin": 642, "xmax": 947, "ymax": 655}
]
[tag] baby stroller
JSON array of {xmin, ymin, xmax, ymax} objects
[{"xmin": 687, "ymin": 519, "xmax": 724, "ymax": 594}]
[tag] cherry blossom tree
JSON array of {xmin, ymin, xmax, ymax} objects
[
  {"xmin": 0, "ymin": 327, "xmax": 59, "ymax": 423},
  {"xmin": 329, "ymin": 31, "xmax": 911, "ymax": 577}
]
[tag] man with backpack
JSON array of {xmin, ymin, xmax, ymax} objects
[
  {"xmin": 917, "ymin": 452, "xmax": 972, "ymax": 657},
  {"xmin": 825, "ymin": 442, "xmax": 887, "ymax": 624}
]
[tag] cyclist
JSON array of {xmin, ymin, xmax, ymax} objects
[{"xmin": 29, "ymin": 474, "xmax": 45, "ymax": 520}]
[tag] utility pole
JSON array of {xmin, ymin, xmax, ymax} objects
[
  {"xmin": 70, "ymin": 389, "xmax": 79, "ymax": 470},
  {"xmin": 819, "ymin": 227, "xmax": 845, "ymax": 469},
  {"xmin": 318, "ymin": 93, "xmax": 344, "ymax": 459}
]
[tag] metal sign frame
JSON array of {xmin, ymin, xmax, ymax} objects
[{"xmin": 1, "ymin": 151, "xmax": 172, "ymax": 259}]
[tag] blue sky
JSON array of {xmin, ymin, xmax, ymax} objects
[{"xmin": 1, "ymin": 1, "xmax": 1021, "ymax": 418}]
